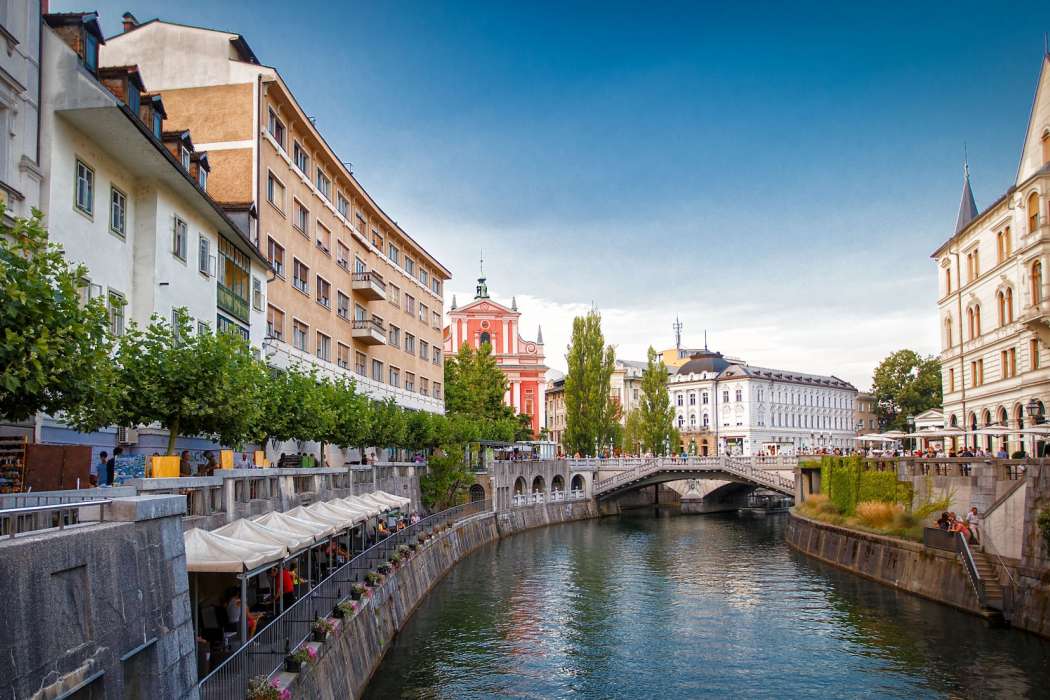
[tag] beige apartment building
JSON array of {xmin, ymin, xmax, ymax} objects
[{"xmin": 101, "ymin": 15, "xmax": 449, "ymax": 413}]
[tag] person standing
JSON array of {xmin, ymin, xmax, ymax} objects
[
  {"xmin": 94, "ymin": 451, "xmax": 109, "ymax": 487},
  {"xmin": 966, "ymin": 506, "xmax": 981, "ymax": 544},
  {"xmin": 106, "ymin": 447, "xmax": 122, "ymax": 487}
]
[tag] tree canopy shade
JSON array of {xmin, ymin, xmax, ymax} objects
[
  {"xmin": 638, "ymin": 346, "xmax": 676, "ymax": 454},
  {"xmin": 563, "ymin": 310, "xmax": 619, "ymax": 456},
  {"xmin": 0, "ymin": 210, "xmax": 116, "ymax": 429},
  {"xmin": 443, "ymin": 342, "xmax": 509, "ymax": 421},
  {"xmin": 871, "ymin": 349, "xmax": 943, "ymax": 432},
  {"xmin": 114, "ymin": 309, "xmax": 268, "ymax": 453}
]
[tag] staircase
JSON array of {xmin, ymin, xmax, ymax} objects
[{"xmin": 971, "ymin": 548, "xmax": 1004, "ymax": 610}]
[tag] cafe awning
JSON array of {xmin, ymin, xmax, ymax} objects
[
  {"xmin": 374, "ymin": 490, "xmax": 411, "ymax": 508},
  {"xmin": 341, "ymin": 495, "xmax": 386, "ymax": 517},
  {"xmin": 183, "ymin": 527, "xmax": 286, "ymax": 573},
  {"xmin": 356, "ymin": 493, "xmax": 395, "ymax": 512},
  {"xmin": 253, "ymin": 510, "xmax": 335, "ymax": 540},
  {"xmin": 310, "ymin": 500, "xmax": 367, "ymax": 527},
  {"xmin": 213, "ymin": 516, "xmax": 314, "ymax": 554},
  {"xmin": 286, "ymin": 504, "xmax": 347, "ymax": 531}
]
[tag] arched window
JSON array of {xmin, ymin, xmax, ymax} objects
[
  {"xmin": 968, "ymin": 305, "xmax": 981, "ymax": 339},
  {"xmin": 967, "ymin": 307, "xmax": 974, "ymax": 339},
  {"xmin": 479, "ymin": 331, "xmax": 491, "ymax": 347},
  {"xmin": 997, "ymin": 290, "xmax": 1013, "ymax": 326},
  {"xmin": 1006, "ymin": 287, "xmax": 1014, "ymax": 322},
  {"xmin": 944, "ymin": 316, "xmax": 953, "ymax": 348},
  {"xmin": 1028, "ymin": 192, "xmax": 1041, "ymax": 233},
  {"xmin": 1033, "ymin": 261, "xmax": 1044, "ymax": 304}
]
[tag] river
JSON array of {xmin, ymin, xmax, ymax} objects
[{"xmin": 363, "ymin": 512, "xmax": 1050, "ymax": 699}]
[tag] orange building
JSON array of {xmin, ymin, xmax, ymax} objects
[{"xmin": 444, "ymin": 276, "xmax": 548, "ymax": 435}]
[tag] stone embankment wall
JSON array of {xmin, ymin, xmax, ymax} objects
[
  {"xmin": 0, "ymin": 496, "xmax": 196, "ymax": 700},
  {"xmin": 785, "ymin": 511, "xmax": 985, "ymax": 617},
  {"xmin": 289, "ymin": 500, "xmax": 598, "ymax": 699}
]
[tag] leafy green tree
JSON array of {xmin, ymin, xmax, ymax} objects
[
  {"xmin": 257, "ymin": 365, "xmax": 335, "ymax": 452},
  {"xmin": 369, "ymin": 398, "xmax": 406, "ymax": 456},
  {"xmin": 871, "ymin": 349, "xmax": 943, "ymax": 431},
  {"xmin": 404, "ymin": 410, "xmax": 435, "ymax": 452},
  {"xmin": 444, "ymin": 342, "xmax": 509, "ymax": 420},
  {"xmin": 638, "ymin": 346, "xmax": 676, "ymax": 454},
  {"xmin": 622, "ymin": 409, "xmax": 644, "ymax": 454},
  {"xmin": 115, "ymin": 309, "xmax": 268, "ymax": 453},
  {"xmin": 513, "ymin": 413, "xmax": 535, "ymax": 441},
  {"xmin": 0, "ymin": 210, "xmax": 117, "ymax": 429},
  {"xmin": 420, "ymin": 448, "xmax": 474, "ymax": 510},
  {"xmin": 563, "ymin": 310, "xmax": 618, "ymax": 456}
]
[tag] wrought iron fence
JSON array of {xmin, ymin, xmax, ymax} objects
[{"xmin": 198, "ymin": 498, "xmax": 492, "ymax": 699}]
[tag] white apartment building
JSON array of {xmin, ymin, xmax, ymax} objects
[
  {"xmin": 37, "ymin": 12, "xmax": 269, "ymax": 452},
  {"xmin": 668, "ymin": 349, "xmax": 857, "ymax": 456},
  {"xmin": 934, "ymin": 52, "xmax": 1050, "ymax": 455},
  {"xmin": 0, "ymin": 0, "xmax": 43, "ymax": 220}
]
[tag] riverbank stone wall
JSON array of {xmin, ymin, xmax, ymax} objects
[{"xmin": 287, "ymin": 499, "xmax": 598, "ymax": 699}]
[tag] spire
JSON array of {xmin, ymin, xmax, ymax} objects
[
  {"xmin": 673, "ymin": 316, "xmax": 683, "ymax": 350},
  {"xmin": 537, "ymin": 325, "xmax": 543, "ymax": 343},
  {"xmin": 450, "ymin": 294, "xmax": 457, "ymax": 310},
  {"xmin": 703, "ymin": 329, "xmax": 708, "ymax": 351},
  {"xmin": 475, "ymin": 249, "xmax": 489, "ymax": 299},
  {"xmin": 955, "ymin": 154, "xmax": 978, "ymax": 234},
  {"xmin": 511, "ymin": 296, "xmax": 517, "ymax": 311}
]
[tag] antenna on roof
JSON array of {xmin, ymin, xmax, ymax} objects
[
  {"xmin": 673, "ymin": 316, "xmax": 683, "ymax": 350},
  {"xmin": 704, "ymin": 329, "xmax": 708, "ymax": 351}
]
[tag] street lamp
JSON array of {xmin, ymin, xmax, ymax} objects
[
  {"xmin": 906, "ymin": 415, "xmax": 915, "ymax": 453},
  {"xmin": 1026, "ymin": 398, "xmax": 1042, "ymax": 458}
]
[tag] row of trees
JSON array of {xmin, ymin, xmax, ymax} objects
[
  {"xmin": 561, "ymin": 310, "xmax": 677, "ymax": 456},
  {"xmin": 871, "ymin": 349, "xmax": 942, "ymax": 431}
]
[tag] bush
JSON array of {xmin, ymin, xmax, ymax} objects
[
  {"xmin": 817, "ymin": 500, "xmax": 840, "ymax": 515},
  {"xmin": 855, "ymin": 501, "xmax": 900, "ymax": 529}
]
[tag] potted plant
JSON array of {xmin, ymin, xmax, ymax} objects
[
  {"xmin": 350, "ymin": 583, "xmax": 367, "ymax": 600},
  {"xmin": 398, "ymin": 544, "xmax": 410, "ymax": 558},
  {"xmin": 377, "ymin": 562, "xmax": 392, "ymax": 575},
  {"xmin": 284, "ymin": 646, "xmax": 316, "ymax": 673},
  {"xmin": 336, "ymin": 599, "xmax": 358, "ymax": 618},
  {"xmin": 312, "ymin": 617, "xmax": 334, "ymax": 642},
  {"xmin": 390, "ymin": 552, "xmax": 402, "ymax": 566},
  {"xmin": 366, "ymin": 571, "xmax": 383, "ymax": 586},
  {"xmin": 247, "ymin": 675, "xmax": 291, "ymax": 700}
]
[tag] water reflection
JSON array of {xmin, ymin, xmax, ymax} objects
[{"xmin": 363, "ymin": 513, "xmax": 1050, "ymax": 699}]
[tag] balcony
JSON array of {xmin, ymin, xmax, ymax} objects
[
  {"xmin": 217, "ymin": 283, "xmax": 249, "ymax": 323},
  {"xmin": 352, "ymin": 316, "xmax": 386, "ymax": 345},
  {"xmin": 352, "ymin": 270, "xmax": 386, "ymax": 301},
  {"xmin": 1020, "ymin": 298, "xmax": 1050, "ymax": 345}
]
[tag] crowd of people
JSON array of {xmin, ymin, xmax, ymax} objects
[{"xmin": 936, "ymin": 507, "xmax": 982, "ymax": 544}]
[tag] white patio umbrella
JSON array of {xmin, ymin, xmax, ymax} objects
[{"xmin": 858, "ymin": 434, "xmax": 896, "ymax": 443}]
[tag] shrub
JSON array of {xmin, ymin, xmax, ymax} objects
[
  {"xmin": 312, "ymin": 617, "xmax": 334, "ymax": 635},
  {"xmin": 855, "ymin": 501, "xmax": 900, "ymax": 529},
  {"xmin": 817, "ymin": 499, "xmax": 840, "ymax": 515},
  {"xmin": 337, "ymin": 600, "xmax": 358, "ymax": 617},
  {"xmin": 247, "ymin": 676, "xmax": 291, "ymax": 700}
]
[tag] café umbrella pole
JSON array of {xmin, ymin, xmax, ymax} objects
[{"xmin": 240, "ymin": 571, "xmax": 248, "ymax": 645}]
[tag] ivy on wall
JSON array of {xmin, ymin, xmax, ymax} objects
[{"xmin": 810, "ymin": 456, "xmax": 912, "ymax": 516}]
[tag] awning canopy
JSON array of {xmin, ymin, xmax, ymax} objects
[
  {"xmin": 213, "ymin": 516, "xmax": 314, "ymax": 554},
  {"xmin": 287, "ymin": 504, "xmax": 347, "ymax": 530},
  {"xmin": 310, "ymin": 500, "xmax": 368, "ymax": 527},
  {"xmin": 356, "ymin": 493, "xmax": 395, "ymax": 512},
  {"xmin": 374, "ymin": 490, "xmax": 411, "ymax": 508},
  {"xmin": 253, "ymin": 510, "xmax": 335, "ymax": 540},
  {"xmin": 342, "ymin": 495, "xmax": 387, "ymax": 517},
  {"xmin": 183, "ymin": 527, "xmax": 285, "ymax": 573}
]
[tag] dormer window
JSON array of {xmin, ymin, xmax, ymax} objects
[
  {"xmin": 198, "ymin": 168, "xmax": 207, "ymax": 190},
  {"xmin": 84, "ymin": 31, "xmax": 99, "ymax": 72},
  {"xmin": 181, "ymin": 146, "xmax": 191, "ymax": 170},
  {"xmin": 153, "ymin": 112, "xmax": 162, "ymax": 138},
  {"xmin": 128, "ymin": 84, "xmax": 140, "ymax": 115}
]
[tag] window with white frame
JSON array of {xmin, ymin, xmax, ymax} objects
[
  {"xmin": 267, "ymin": 237, "xmax": 285, "ymax": 277},
  {"xmin": 388, "ymin": 324, "xmax": 400, "ymax": 347},
  {"xmin": 337, "ymin": 193, "xmax": 350, "ymax": 218},
  {"xmin": 337, "ymin": 291, "xmax": 349, "ymax": 319},
  {"xmin": 75, "ymin": 159, "xmax": 94, "ymax": 215},
  {"xmin": 252, "ymin": 277, "xmax": 263, "ymax": 311},
  {"xmin": 404, "ymin": 257, "xmax": 415, "ymax": 275},
  {"xmin": 267, "ymin": 108, "xmax": 285, "ymax": 149},
  {"xmin": 109, "ymin": 186, "xmax": 126, "ymax": 236},
  {"xmin": 107, "ymin": 290, "xmax": 125, "ymax": 336},
  {"xmin": 388, "ymin": 243, "xmax": 399, "ymax": 266},
  {"xmin": 316, "ymin": 332, "xmax": 331, "ymax": 361},
  {"xmin": 172, "ymin": 216, "xmax": 188, "ymax": 260},
  {"xmin": 293, "ymin": 200, "xmax": 309, "ymax": 235},
  {"xmin": 372, "ymin": 359, "xmax": 383, "ymax": 382},
  {"xmin": 267, "ymin": 171, "xmax": 285, "ymax": 211},
  {"xmin": 316, "ymin": 276, "xmax": 331, "ymax": 308},
  {"xmin": 389, "ymin": 366, "xmax": 400, "ymax": 387},
  {"xmin": 198, "ymin": 235, "xmax": 211, "ymax": 275},
  {"xmin": 292, "ymin": 319, "xmax": 308, "ymax": 351},
  {"xmin": 316, "ymin": 168, "xmax": 330, "ymax": 199},
  {"xmin": 293, "ymin": 141, "xmax": 309, "ymax": 174}
]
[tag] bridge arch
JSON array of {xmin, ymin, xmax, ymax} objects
[
  {"xmin": 532, "ymin": 474, "xmax": 546, "ymax": 494},
  {"xmin": 469, "ymin": 484, "xmax": 486, "ymax": 502},
  {"xmin": 513, "ymin": 477, "xmax": 527, "ymax": 495},
  {"xmin": 570, "ymin": 473, "xmax": 586, "ymax": 492},
  {"xmin": 551, "ymin": 474, "xmax": 565, "ymax": 493}
]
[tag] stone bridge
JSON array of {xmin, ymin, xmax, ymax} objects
[{"xmin": 591, "ymin": 455, "xmax": 796, "ymax": 500}]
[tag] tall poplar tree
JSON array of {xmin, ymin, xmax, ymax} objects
[
  {"xmin": 638, "ymin": 346, "xmax": 675, "ymax": 455},
  {"xmin": 563, "ymin": 310, "xmax": 618, "ymax": 456}
]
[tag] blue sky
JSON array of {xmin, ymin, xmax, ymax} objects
[{"xmin": 66, "ymin": 1, "xmax": 1050, "ymax": 387}]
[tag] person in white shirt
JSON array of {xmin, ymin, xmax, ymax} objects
[{"xmin": 966, "ymin": 507, "xmax": 981, "ymax": 544}]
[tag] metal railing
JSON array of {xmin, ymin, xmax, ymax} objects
[
  {"xmin": 0, "ymin": 499, "xmax": 112, "ymax": 538},
  {"xmin": 956, "ymin": 531, "xmax": 987, "ymax": 608},
  {"xmin": 592, "ymin": 456, "xmax": 796, "ymax": 497},
  {"xmin": 198, "ymin": 499, "xmax": 492, "ymax": 700},
  {"xmin": 510, "ymin": 490, "xmax": 585, "ymax": 507}
]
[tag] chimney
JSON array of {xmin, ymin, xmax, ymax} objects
[{"xmin": 122, "ymin": 12, "xmax": 139, "ymax": 33}]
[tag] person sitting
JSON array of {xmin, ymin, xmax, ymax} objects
[
  {"xmin": 377, "ymin": 521, "xmax": 389, "ymax": 538},
  {"xmin": 936, "ymin": 512, "xmax": 951, "ymax": 530}
]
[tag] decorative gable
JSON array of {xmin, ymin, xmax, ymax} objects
[{"xmin": 1016, "ymin": 54, "xmax": 1050, "ymax": 185}]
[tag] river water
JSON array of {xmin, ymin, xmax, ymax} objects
[{"xmin": 363, "ymin": 512, "xmax": 1050, "ymax": 699}]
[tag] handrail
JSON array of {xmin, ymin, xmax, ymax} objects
[
  {"xmin": 0, "ymin": 499, "xmax": 113, "ymax": 538},
  {"xmin": 592, "ymin": 456, "xmax": 795, "ymax": 496},
  {"xmin": 197, "ymin": 499, "xmax": 491, "ymax": 699},
  {"xmin": 956, "ymin": 531, "xmax": 986, "ymax": 608}
]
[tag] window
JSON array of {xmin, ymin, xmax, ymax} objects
[
  {"xmin": 337, "ymin": 193, "xmax": 350, "ymax": 218},
  {"xmin": 970, "ymin": 358, "xmax": 984, "ymax": 387},
  {"xmin": 997, "ymin": 288, "xmax": 1014, "ymax": 326},
  {"xmin": 997, "ymin": 228, "xmax": 1013, "ymax": 263},
  {"xmin": 267, "ymin": 238, "xmax": 285, "ymax": 277},
  {"xmin": 252, "ymin": 277, "xmax": 264, "ymax": 311},
  {"xmin": 432, "ymin": 311, "xmax": 441, "ymax": 329},
  {"xmin": 735, "ymin": 389, "xmax": 743, "ymax": 402},
  {"xmin": 420, "ymin": 341, "xmax": 429, "ymax": 361},
  {"xmin": 316, "ymin": 332, "xmax": 331, "ymax": 361},
  {"xmin": 421, "ymin": 377, "xmax": 429, "ymax": 395},
  {"xmin": 419, "ymin": 303, "xmax": 428, "ymax": 323},
  {"xmin": 689, "ymin": 393, "xmax": 696, "ymax": 406},
  {"xmin": 404, "ymin": 295, "xmax": 415, "ymax": 316},
  {"xmin": 198, "ymin": 167, "xmax": 207, "ymax": 191},
  {"xmin": 388, "ymin": 284, "xmax": 400, "ymax": 308},
  {"xmin": 405, "ymin": 372, "xmax": 415, "ymax": 392},
  {"xmin": 152, "ymin": 110, "xmax": 162, "ymax": 138},
  {"xmin": 434, "ymin": 382, "xmax": 442, "ymax": 399},
  {"xmin": 218, "ymin": 237, "xmax": 251, "ymax": 324},
  {"xmin": 945, "ymin": 267, "xmax": 952, "ymax": 295},
  {"xmin": 1033, "ymin": 261, "xmax": 1043, "ymax": 304},
  {"xmin": 389, "ymin": 366, "xmax": 400, "ymax": 387},
  {"xmin": 293, "ymin": 259, "xmax": 309, "ymax": 294},
  {"xmin": 337, "ymin": 343, "xmax": 350, "ymax": 369},
  {"xmin": 180, "ymin": 146, "xmax": 191, "ymax": 171},
  {"xmin": 1001, "ymin": 348, "xmax": 1017, "ymax": 379},
  {"xmin": 702, "ymin": 392, "xmax": 709, "ymax": 404},
  {"xmin": 676, "ymin": 393, "xmax": 683, "ymax": 407},
  {"xmin": 944, "ymin": 315, "xmax": 953, "ymax": 349},
  {"xmin": 267, "ymin": 171, "xmax": 285, "ymax": 211},
  {"xmin": 75, "ymin": 159, "xmax": 94, "ymax": 215},
  {"xmin": 420, "ymin": 268, "xmax": 429, "ymax": 287},
  {"xmin": 1043, "ymin": 130, "xmax": 1050, "ymax": 165},
  {"xmin": 433, "ymin": 348, "xmax": 441, "ymax": 365},
  {"xmin": 404, "ymin": 257, "xmax": 415, "ymax": 275},
  {"xmin": 109, "ymin": 187, "xmax": 126, "ymax": 236},
  {"xmin": 172, "ymin": 216, "xmax": 187, "ymax": 260},
  {"xmin": 372, "ymin": 229, "xmax": 383, "ymax": 249},
  {"xmin": 355, "ymin": 351, "xmax": 366, "ymax": 375},
  {"xmin": 1028, "ymin": 192, "xmax": 1040, "ymax": 233},
  {"xmin": 107, "ymin": 290, "xmax": 125, "ymax": 336},
  {"xmin": 432, "ymin": 278, "xmax": 441, "ymax": 295},
  {"xmin": 722, "ymin": 391, "xmax": 729, "ymax": 403},
  {"xmin": 372, "ymin": 359, "xmax": 383, "ymax": 382},
  {"xmin": 84, "ymin": 30, "xmax": 99, "ymax": 71},
  {"xmin": 293, "ymin": 200, "xmax": 309, "ymax": 235},
  {"xmin": 198, "ymin": 236, "xmax": 211, "ymax": 275},
  {"xmin": 336, "ymin": 241, "xmax": 350, "ymax": 269},
  {"xmin": 966, "ymin": 249, "xmax": 979, "ymax": 283},
  {"xmin": 267, "ymin": 305, "xmax": 284, "ymax": 340},
  {"xmin": 388, "ymin": 243, "xmax": 400, "ymax": 266},
  {"xmin": 967, "ymin": 304, "xmax": 982, "ymax": 339},
  {"xmin": 316, "ymin": 221, "xmax": 331, "ymax": 254},
  {"xmin": 197, "ymin": 320, "xmax": 208, "ymax": 336},
  {"xmin": 316, "ymin": 276, "xmax": 330, "ymax": 308},
  {"xmin": 354, "ymin": 303, "xmax": 366, "ymax": 322},
  {"xmin": 292, "ymin": 319, "xmax": 308, "ymax": 351},
  {"xmin": 388, "ymin": 324, "xmax": 400, "ymax": 347},
  {"xmin": 1032, "ymin": 338, "xmax": 1041, "ymax": 370},
  {"xmin": 337, "ymin": 291, "xmax": 350, "ymax": 319},
  {"xmin": 316, "ymin": 168, "xmax": 330, "ymax": 199},
  {"xmin": 405, "ymin": 333, "xmax": 416, "ymax": 355},
  {"xmin": 293, "ymin": 141, "xmax": 309, "ymax": 174},
  {"xmin": 267, "ymin": 108, "xmax": 285, "ymax": 149},
  {"xmin": 354, "ymin": 256, "xmax": 367, "ymax": 274}
]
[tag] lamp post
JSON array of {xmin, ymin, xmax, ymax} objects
[
  {"xmin": 906, "ymin": 415, "xmax": 915, "ymax": 453},
  {"xmin": 1026, "ymin": 398, "xmax": 1042, "ymax": 458}
]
